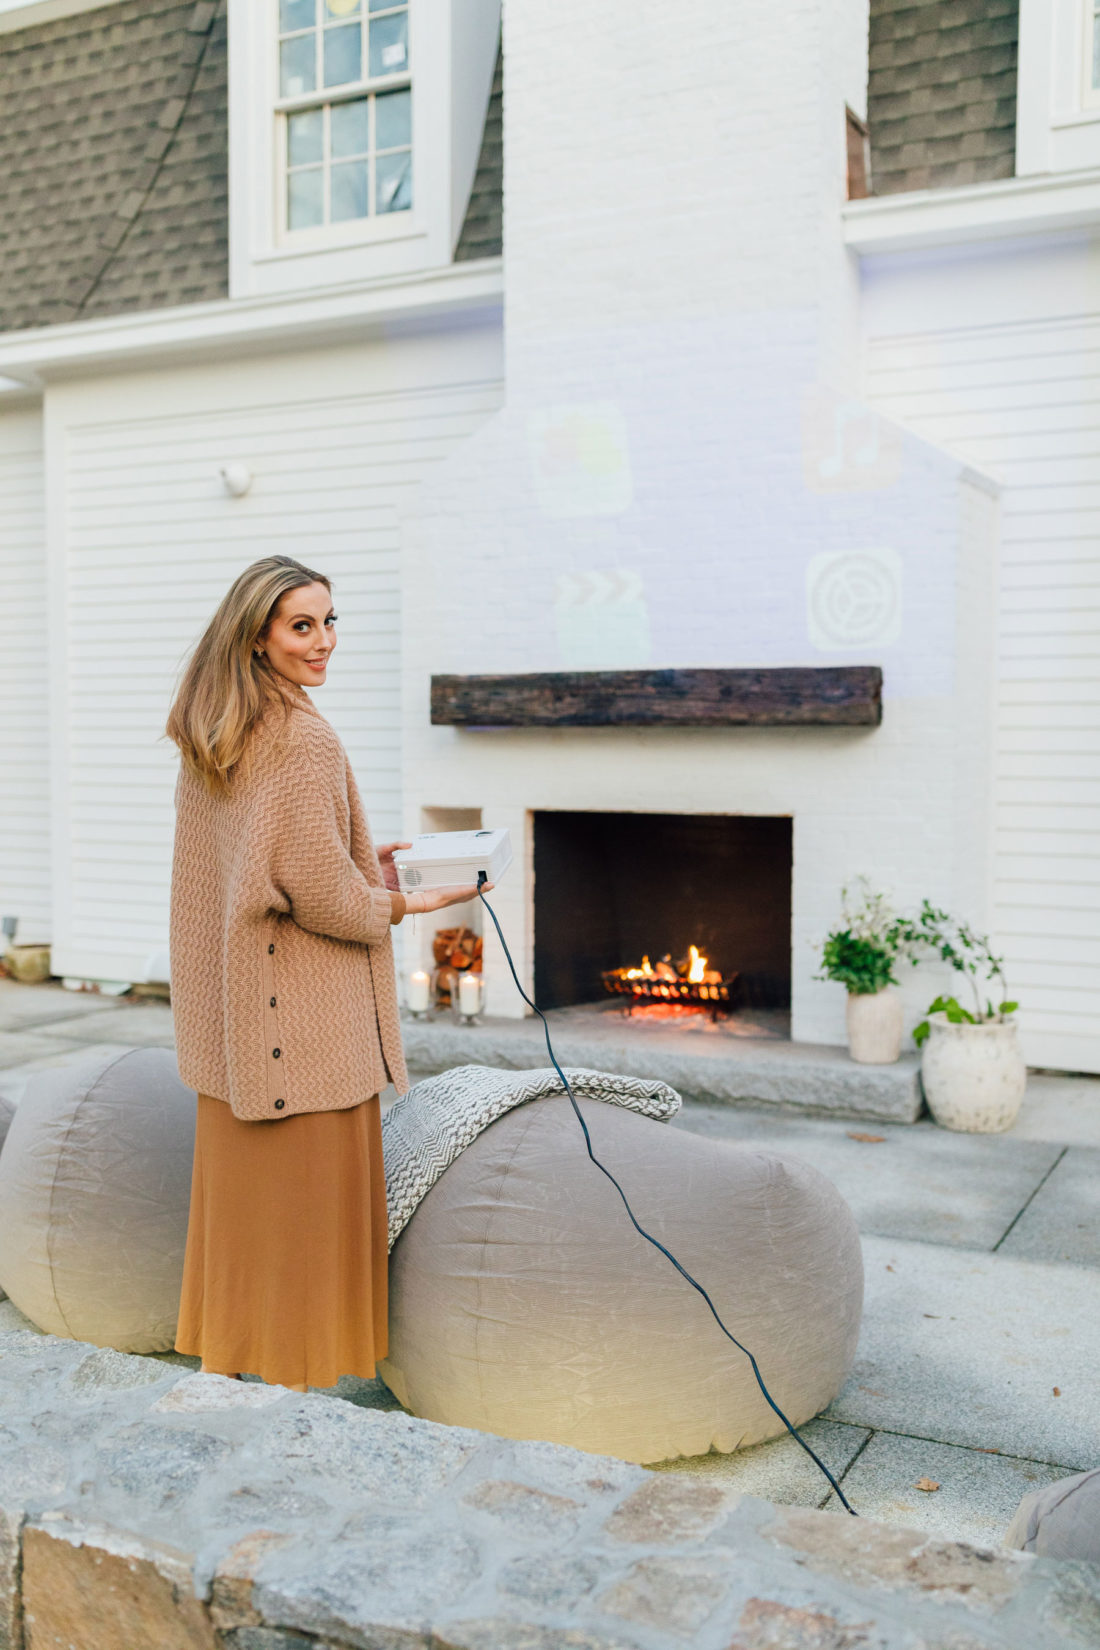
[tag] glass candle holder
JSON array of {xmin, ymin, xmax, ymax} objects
[{"xmin": 452, "ymin": 969, "xmax": 485, "ymax": 1024}]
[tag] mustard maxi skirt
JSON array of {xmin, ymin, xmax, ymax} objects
[{"xmin": 175, "ymin": 1093, "xmax": 388, "ymax": 1389}]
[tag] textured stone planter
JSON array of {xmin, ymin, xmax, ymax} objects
[
  {"xmin": 4, "ymin": 945, "xmax": 50, "ymax": 985},
  {"xmin": 921, "ymin": 1015, "xmax": 1026, "ymax": 1133},
  {"xmin": 845, "ymin": 986, "xmax": 903, "ymax": 1065}
]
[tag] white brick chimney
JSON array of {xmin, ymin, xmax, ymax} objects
[{"xmin": 400, "ymin": 0, "xmax": 999, "ymax": 1046}]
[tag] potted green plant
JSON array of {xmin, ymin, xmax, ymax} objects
[
  {"xmin": 818, "ymin": 880, "xmax": 908, "ymax": 1064},
  {"xmin": 899, "ymin": 902, "xmax": 1024, "ymax": 1133}
]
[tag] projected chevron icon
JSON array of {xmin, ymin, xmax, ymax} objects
[{"xmin": 554, "ymin": 569, "xmax": 651, "ymax": 668}]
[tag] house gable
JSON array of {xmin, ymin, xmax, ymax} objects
[{"xmin": 0, "ymin": 0, "xmax": 501, "ymax": 335}]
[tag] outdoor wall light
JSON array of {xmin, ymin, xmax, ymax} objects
[{"xmin": 218, "ymin": 462, "xmax": 253, "ymax": 498}]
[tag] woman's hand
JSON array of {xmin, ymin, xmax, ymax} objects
[
  {"xmin": 402, "ymin": 883, "xmax": 493, "ymax": 915},
  {"xmin": 375, "ymin": 841, "xmax": 413, "ymax": 894}
]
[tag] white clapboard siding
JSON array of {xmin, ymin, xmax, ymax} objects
[
  {"xmin": 0, "ymin": 407, "xmax": 50, "ymax": 945},
  {"xmin": 56, "ymin": 373, "xmax": 501, "ymax": 983},
  {"xmin": 865, "ymin": 313, "xmax": 1100, "ymax": 1073}
]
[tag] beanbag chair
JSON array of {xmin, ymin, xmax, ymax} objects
[
  {"xmin": 0, "ymin": 1047, "xmax": 196, "ymax": 1353},
  {"xmin": 0, "ymin": 1092, "xmax": 13, "ymax": 1157},
  {"xmin": 379, "ymin": 1095, "xmax": 863, "ymax": 1463},
  {"xmin": 1005, "ymin": 1467, "xmax": 1100, "ymax": 1563}
]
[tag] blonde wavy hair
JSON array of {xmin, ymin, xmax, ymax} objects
[{"xmin": 166, "ymin": 556, "xmax": 331, "ymax": 793}]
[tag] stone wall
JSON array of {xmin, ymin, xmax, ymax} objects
[{"xmin": 0, "ymin": 1329, "xmax": 1096, "ymax": 1649}]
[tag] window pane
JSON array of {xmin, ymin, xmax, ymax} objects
[
  {"xmin": 370, "ymin": 0, "xmax": 405, "ymax": 11},
  {"xmin": 288, "ymin": 167, "xmax": 324, "ymax": 229},
  {"xmin": 287, "ymin": 107, "xmax": 324, "ymax": 166},
  {"xmin": 376, "ymin": 147, "xmax": 411, "ymax": 213},
  {"xmin": 280, "ymin": 0, "xmax": 314, "ymax": 31},
  {"xmin": 375, "ymin": 86, "xmax": 411, "ymax": 149},
  {"xmin": 323, "ymin": 22, "xmax": 362, "ymax": 86},
  {"xmin": 280, "ymin": 32, "xmax": 316, "ymax": 96},
  {"xmin": 325, "ymin": 0, "xmax": 360, "ymax": 14},
  {"xmin": 369, "ymin": 9, "xmax": 408, "ymax": 75},
  {"xmin": 331, "ymin": 97, "xmax": 370, "ymax": 157},
  {"xmin": 332, "ymin": 159, "xmax": 369, "ymax": 220}
]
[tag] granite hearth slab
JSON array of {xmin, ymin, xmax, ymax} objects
[{"xmin": 401, "ymin": 1007, "xmax": 924, "ymax": 1123}]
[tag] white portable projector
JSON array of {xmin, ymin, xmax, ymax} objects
[{"xmin": 394, "ymin": 829, "xmax": 513, "ymax": 893}]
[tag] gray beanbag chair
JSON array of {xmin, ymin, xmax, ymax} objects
[
  {"xmin": 1005, "ymin": 1468, "xmax": 1100, "ymax": 1562},
  {"xmin": 379, "ymin": 1096, "xmax": 863, "ymax": 1463},
  {"xmin": 0, "ymin": 1091, "xmax": 14, "ymax": 1157},
  {"xmin": 0, "ymin": 1047, "xmax": 196, "ymax": 1353}
]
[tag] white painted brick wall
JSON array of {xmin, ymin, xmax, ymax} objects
[{"xmin": 400, "ymin": 0, "xmax": 997, "ymax": 1044}]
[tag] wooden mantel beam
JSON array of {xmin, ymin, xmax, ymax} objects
[{"xmin": 430, "ymin": 667, "xmax": 883, "ymax": 728}]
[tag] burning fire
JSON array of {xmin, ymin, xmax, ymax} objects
[
  {"xmin": 621, "ymin": 947, "xmax": 722, "ymax": 987},
  {"xmin": 603, "ymin": 944, "xmax": 736, "ymax": 1011}
]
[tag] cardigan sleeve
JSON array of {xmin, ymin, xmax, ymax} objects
[{"xmin": 267, "ymin": 717, "xmax": 397, "ymax": 948}]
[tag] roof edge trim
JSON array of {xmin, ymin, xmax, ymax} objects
[
  {"xmin": 0, "ymin": 258, "xmax": 503, "ymax": 386},
  {"xmin": 0, "ymin": 0, "xmax": 121, "ymax": 33},
  {"xmin": 843, "ymin": 168, "xmax": 1100, "ymax": 254}
]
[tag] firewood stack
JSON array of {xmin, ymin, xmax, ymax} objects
[{"xmin": 432, "ymin": 926, "xmax": 483, "ymax": 1007}]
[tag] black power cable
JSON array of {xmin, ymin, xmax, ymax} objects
[{"xmin": 477, "ymin": 877, "xmax": 857, "ymax": 1516}]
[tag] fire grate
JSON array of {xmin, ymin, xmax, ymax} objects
[{"xmin": 601, "ymin": 969, "xmax": 741, "ymax": 1013}]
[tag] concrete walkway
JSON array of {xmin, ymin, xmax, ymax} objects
[{"xmin": 2, "ymin": 978, "xmax": 1098, "ymax": 1550}]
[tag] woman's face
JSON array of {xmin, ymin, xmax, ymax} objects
[{"xmin": 260, "ymin": 582, "xmax": 337, "ymax": 688}]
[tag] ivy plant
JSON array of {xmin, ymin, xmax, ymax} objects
[{"xmin": 897, "ymin": 902, "xmax": 1019, "ymax": 1045}]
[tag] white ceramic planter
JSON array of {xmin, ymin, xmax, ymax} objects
[
  {"xmin": 845, "ymin": 985, "xmax": 903, "ymax": 1065},
  {"xmin": 920, "ymin": 1015, "xmax": 1027, "ymax": 1133}
]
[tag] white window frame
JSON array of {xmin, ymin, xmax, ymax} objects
[
  {"xmin": 274, "ymin": 2, "xmax": 415, "ymax": 248},
  {"xmin": 227, "ymin": 0, "xmax": 499, "ymax": 301},
  {"xmin": 230, "ymin": 0, "xmax": 446, "ymax": 300},
  {"xmin": 1017, "ymin": 0, "xmax": 1100, "ymax": 174},
  {"xmin": 1085, "ymin": 0, "xmax": 1100, "ymax": 107}
]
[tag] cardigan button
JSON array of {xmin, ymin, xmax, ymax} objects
[
  {"xmin": 270, "ymin": 997, "xmax": 276, "ymax": 1007},
  {"xmin": 272, "ymin": 1048, "xmax": 281, "ymax": 1058},
  {"xmin": 268, "ymin": 944, "xmax": 275, "ymax": 954},
  {"xmin": 274, "ymin": 1098, "xmax": 285, "ymax": 1110}
]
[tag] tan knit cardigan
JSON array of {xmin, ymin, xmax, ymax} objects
[{"xmin": 170, "ymin": 697, "xmax": 409, "ymax": 1120}]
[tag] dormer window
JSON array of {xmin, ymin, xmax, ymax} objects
[
  {"xmin": 277, "ymin": 0, "xmax": 412, "ymax": 233},
  {"xmin": 229, "ymin": 0, "xmax": 499, "ymax": 299}
]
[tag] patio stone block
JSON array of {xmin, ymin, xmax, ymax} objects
[
  {"xmin": 762, "ymin": 1504, "xmax": 1030, "ymax": 1610},
  {"xmin": 21, "ymin": 1519, "xmax": 217, "ymax": 1650},
  {"xmin": 998, "ymin": 1147, "xmax": 1100, "ymax": 1268},
  {"xmin": 825, "ymin": 1237, "xmax": 1100, "ymax": 1468}
]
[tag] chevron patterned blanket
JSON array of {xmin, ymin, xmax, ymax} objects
[{"xmin": 380, "ymin": 1063, "xmax": 682, "ymax": 1249}]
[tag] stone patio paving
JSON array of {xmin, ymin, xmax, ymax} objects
[{"xmin": 1, "ymin": 978, "xmax": 1097, "ymax": 1552}]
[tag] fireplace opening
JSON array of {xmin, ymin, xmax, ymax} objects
[{"xmin": 533, "ymin": 811, "xmax": 793, "ymax": 1014}]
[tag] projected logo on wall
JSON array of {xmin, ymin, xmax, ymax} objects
[
  {"xmin": 802, "ymin": 390, "xmax": 902, "ymax": 493},
  {"xmin": 806, "ymin": 549, "xmax": 902, "ymax": 651},
  {"xmin": 528, "ymin": 403, "xmax": 633, "ymax": 518}
]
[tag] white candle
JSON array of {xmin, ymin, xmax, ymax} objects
[
  {"xmin": 408, "ymin": 969, "xmax": 431, "ymax": 1013},
  {"xmin": 458, "ymin": 971, "xmax": 483, "ymax": 1017}
]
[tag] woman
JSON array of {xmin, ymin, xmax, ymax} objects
[{"xmin": 166, "ymin": 555, "xmax": 480, "ymax": 1392}]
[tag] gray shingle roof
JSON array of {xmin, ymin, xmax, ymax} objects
[
  {"xmin": 867, "ymin": 0, "xmax": 1018, "ymax": 195},
  {"xmin": 0, "ymin": 0, "xmax": 227, "ymax": 332},
  {"xmin": 454, "ymin": 41, "xmax": 502, "ymax": 262}
]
